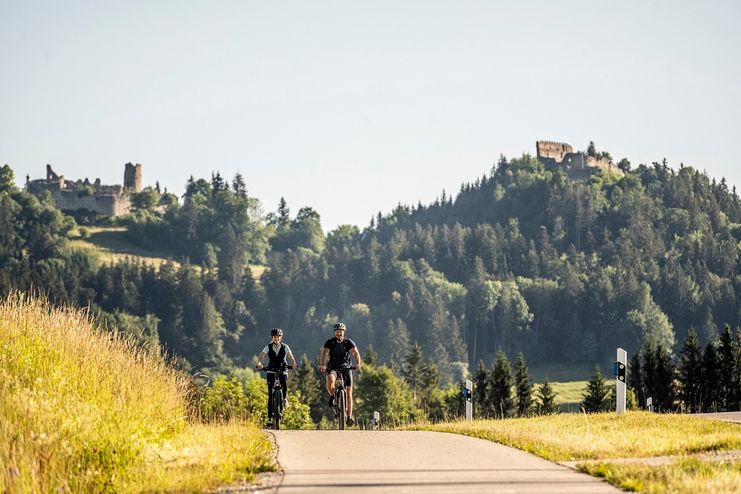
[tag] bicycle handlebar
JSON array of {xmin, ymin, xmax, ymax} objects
[
  {"xmin": 256, "ymin": 366, "xmax": 295, "ymax": 372},
  {"xmin": 322, "ymin": 366, "xmax": 358, "ymax": 372}
]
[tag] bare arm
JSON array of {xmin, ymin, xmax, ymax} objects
[
  {"xmin": 287, "ymin": 350, "xmax": 298, "ymax": 368},
  {"xmin": 256, "ymin": 351, "xmax": 267, "ymax": 368},
  {"xmin": 351, "ymin": 347, "xmax": 362, "ymax": 370},
  {"xmin": 319, "ymin": 347, "xmax": 329, "ymax": 371}
]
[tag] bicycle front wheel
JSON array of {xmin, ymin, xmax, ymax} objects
[
  {"xmin": 336, "ymin": 390, "xmax": 346, "ymax": 430},
  {"xmin": 273, "ymin": 388, "xmax": 283, "ymax": 430}
]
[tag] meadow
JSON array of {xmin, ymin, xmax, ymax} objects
[
  {"xmin": 67, "ymin": 226, "xmax": 266, "ymax": 279},
  {"xmin": 0, "ymin": 294, "xmax": 272, "ymax": 493}
]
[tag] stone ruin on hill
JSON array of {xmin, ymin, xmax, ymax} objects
[
  {"xmin": 536, "ymin": 140, "xmax": 624, "ymax": 180},
  {"xmin": 26, "ymin": 163, "xmax": 142, "ymax": 217}
]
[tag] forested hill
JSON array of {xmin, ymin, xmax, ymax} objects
[
  {"xmin": 262, "ymin": 155, "xmax": 740, "ymax": 379},
  {"xmin": 1, "ymin": 154, "xmax": 739, "ymax": 380}
]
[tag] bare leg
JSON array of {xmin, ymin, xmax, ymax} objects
[
  {"xmin": 326, "ymin": 373, "xmax": 336, "ymax": 396},
  {"xmin": 347, "ymin": 387, "xmax": 353, "ymax": 417}
]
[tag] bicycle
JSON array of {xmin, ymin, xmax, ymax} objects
[
  {"xmin": 326, "ymin": 366, "xmax": 357, "ymax": 430},
  {"xmin": 257, "ymin": 366, "xmax": 294, "ymax": 429}
]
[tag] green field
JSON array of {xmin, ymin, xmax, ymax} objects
[
  {"xmin": 547, "ymin": 380, "xmax": 589, "ymax": 412},
  {"xmin": 68, "ymin": 226, "xmax": 266, "ymax": 279},
  {"xmin": 69, "ymin": 227, "xmax": 181, "ymax": 269}
]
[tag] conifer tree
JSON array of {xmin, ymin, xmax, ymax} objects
[
  {"xmin": 420, "ymin": 362, "xmax": 439, "ymax": 392},
  {"xmin": 295, "ymin": 354, "xmax": 322, "ymax": 422},
  {"xmin": 474, "ymin": 360, "xmax": 489, "ymax": 418},
  {"xmin": 701, "ymin": 342, "xmax": 721, "ymax": 412},
  {"xmin": 514, "ymin": 352, "xmax": 533, "ymax": 417},
  {"xmin": 402, "ymin": 343, "xmax": 424, "ymax": 405},
  {"xmin": 718, "ymin": 324, "xmax": 736, "ymax": 411},
  {"xmin": 364, "ymin": 345, "xmax": 378, "ymax": 366},
  {"xmin": 581, "ymin": 366, "xmax": 611, "ymax": 413},
  {"xmin": 277, "ymin": 197, "xmax": 290, "ymax": 229},
  {"xmin": 536, "ymin": 378, "xmax": 558, "ymax": 415},
  {"xmin": 735, "ymin": 327, "xmax": 741, "ymax": 411},
  {"xmin": 642, "ymin": 343, "xmax": 657, "ymax": 409},
  {"xmin": 490, "ymin": 350, "xmax": 514, "ymax": 419},
  {"xmin": 628, "ymin": 351, "xmax": 645, "ymax": 408},
  {"xmin": 420, "ymin": 362, "xmax": 444, "ymax": 419},
  {"xmin": 678, "ymin": 328, "xmax": 703, "ymax": 412},
  {"xmin": 653, "ymin": 344, "xmax": 676, "ymax": 412},
  {"xmin": 385, "ymin": 319, "xmax": 411, "ymax": 371}
]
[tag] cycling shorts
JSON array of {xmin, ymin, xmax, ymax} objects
[{"xmin": 328, "ymin": 367, "xmax": 353, "ymax": 387}]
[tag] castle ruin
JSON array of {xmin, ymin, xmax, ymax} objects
[
  {"xmin": 26, "ymin": 163, "xmax": 143, "ymax": 216},
  {"xmin": 536, "ymin": 140, "xmax": 624, "ymax": 180}
]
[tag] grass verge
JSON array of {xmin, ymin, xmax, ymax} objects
[
  {"xmin": 581, "ymin": 457, "xmax": 741, "ymax": 494},
  {"xmin": 0, "ymin": 294, "xmax": 273, "ymax": 493},
  {"xmin": 406, "ymin": 412, "xmax": 740, "ymax": 493}
]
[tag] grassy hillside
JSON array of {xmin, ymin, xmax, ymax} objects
[
  {"xmin": 68, "ymin": 226, "xmax": 266, "ymax": 279},
  {"xmin": 0, "ymin": 294, "xmax": 273, "ymax": 493},
  {"xmin": 69, "ymin": 226, "xmax": 181, "ymax": 269}
]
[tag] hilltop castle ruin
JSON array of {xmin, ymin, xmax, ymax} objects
[
  {"xmin": 26, "ymin": 163, "xmax": 142, "ymax": 216},
  {"xmin": 536, "ymin": 141, "xmax": 624, "ymax": 179}
]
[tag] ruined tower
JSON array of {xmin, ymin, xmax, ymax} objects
[
  {"xmin": 123, "ymin": 162, "xmax": 142, "ymax": 192},
  {"xmin": 536, "ymin": 141, "xmax": 574, "ymax": 163}
]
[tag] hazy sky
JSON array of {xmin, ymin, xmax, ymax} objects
[{"xmin": 2, "ymin": 1, "xmax": 740, "ymax": 231}]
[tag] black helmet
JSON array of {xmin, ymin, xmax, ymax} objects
[
  {"xmin": 333, "ymin": 322, "xmax": 346, "ymax": 331},
  {"xmin": 270, "ymin": 327, "xmax": 283, "ymax": 336}
]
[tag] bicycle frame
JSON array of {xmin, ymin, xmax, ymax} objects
[
  {"xmin": 259, "ymin": 367, "xmax": 293, "ymax": 430},
  {"xmin": 327, "ymin": 366, "xmax": 356, "ymax": 430}
]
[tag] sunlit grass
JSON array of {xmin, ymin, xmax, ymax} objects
[
  {"xmin": 128, "ymin": 422, "xmax": 274, "ymax": 492},
  {"xmin": 546, "ymin": 380, "xmax": 588, "ymax": 411},
  {"xmin": 406, "ymin": 413, "xmax": 740, "ymax": 493},
  {"xmin": 406, "ymin": 412, "xmax": 741, "ymax": 461},
  {"xmin": 68, "ymin": 226, "xmax": 266, "ymax": 279},
  {"xmin": 0, "ymin": 294, "xmax": 273, "ymax": 493},
  {"xmin": 581, "ymin": 458, "xmax": 741, "ymax": 494},
  {"xmin": 68, "ymin": 227, "xmax": 184, "ymax": 270}
]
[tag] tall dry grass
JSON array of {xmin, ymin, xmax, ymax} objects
[{"xmin": 0, "ymin": 293, "xmax": 189, "ymax": 492}]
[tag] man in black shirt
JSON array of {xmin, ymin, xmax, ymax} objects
[{"xmin": 319, "ymin": 322, "xmax": 362, "ymax": 425}]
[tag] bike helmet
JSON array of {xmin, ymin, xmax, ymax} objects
[
  {"xmin": 333, "ymin": 322, "xmax": 346, "ymax": 331},
  {"xmin": 270, "ymin": 327, "xmax": 283, "ymax": 337}
]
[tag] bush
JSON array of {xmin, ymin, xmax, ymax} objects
[{"xmin": 201, "ymin": 376, "xmax": 250, "ymax": 422}]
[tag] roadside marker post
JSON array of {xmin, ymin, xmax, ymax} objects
[
  {"xmin": 465, "ymin": 379, "xmax": 473, "ymax": 421},
  {"xmin": 615, "ymin": 348, "xmax": 627, "ymax": 415}
]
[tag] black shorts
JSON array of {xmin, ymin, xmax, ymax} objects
[{"xmin": 328, "ymin": 367, "xmax": 353, "ymax": 387}]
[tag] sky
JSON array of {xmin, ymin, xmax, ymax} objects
[{"xmin": 2, "ymin": 1, "xmax": 740, "ymax": 232}]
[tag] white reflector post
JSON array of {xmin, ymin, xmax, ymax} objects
[
  {"xmin": 616, "ymin": 348, "xmax": 627, "ymax": 415},
  {"xmin": 465, "ymin": 379, "xmax": 473, "ymax": 421}
]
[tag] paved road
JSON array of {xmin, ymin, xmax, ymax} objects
[
  {"xmin": 695, "ymin": 411, "xmax": 741, "ymax": 423},
  {"xmin": 269, "ymin": 430, "xmax": 621, "ymax": 493}
]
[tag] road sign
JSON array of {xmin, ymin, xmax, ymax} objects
[
  {"xmin": 616, "ymin": 348, "xmax": 627, "ymax": 414},
  {"xmin": 465, "ymin": 379, "xmax": 473, "ymax": 421}
]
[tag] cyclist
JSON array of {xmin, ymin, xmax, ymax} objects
[
  {"xmin": 319, "ymin": 322, "xmax": 362, "ymax": 426},
  {"xmin": 256, "ymin": 328, "xmax": 297, "ymax": 427}
]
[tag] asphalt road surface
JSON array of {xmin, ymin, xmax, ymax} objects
[
  {"xmin": 695, "ymin": 411, "xmax": 741, "ymax": 423},
  {"xmin": 269, "ymin": 430, "xmax": 621, "ymax": 493}
]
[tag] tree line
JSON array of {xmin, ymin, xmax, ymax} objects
[{"xmin": 1, "ymin": 147, "xmax": 739, "ymax": 391}]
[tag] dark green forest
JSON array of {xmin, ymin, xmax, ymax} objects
[{"xmin": 1, "ymin": 150, "xmax": 740, "ymax": 418}]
